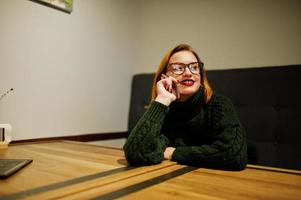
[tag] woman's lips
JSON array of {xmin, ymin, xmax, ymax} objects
[{"xmin": 180, "ymin": 80, "xmax": 194, "ymax": 86}]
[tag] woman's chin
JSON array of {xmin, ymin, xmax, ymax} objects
[
  {"xmin": 179, "ymin": 87, "xmax": 198, "ymax": 95},
  {"xmin": 177, "ymin": 86, "xmax": 200, "ymax": 101},
  {"xmin": 178, "ymin": 91, "xmax": 194, "ymax": 101}
]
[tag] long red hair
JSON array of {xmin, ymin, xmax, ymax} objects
[{"xmin": 151, "ymin": 44, "xmax": 213, "ymax": 104}]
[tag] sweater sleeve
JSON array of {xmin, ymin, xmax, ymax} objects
[
  {"xmin": 171, "ymin": 95, "xmax": 248, "ymax": 170},
  {"xmin": 123, "ymin": 101, "xmax": 170, "ymax": 166}
]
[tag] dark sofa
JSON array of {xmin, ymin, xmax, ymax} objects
[{"xmin": 127, "ymin": 65, "xmax": 301, "ymax": 170}]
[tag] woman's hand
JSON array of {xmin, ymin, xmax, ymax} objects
[
  {"xmin": 155, "ymin": 75, "xmax": 179, "ymax": 106},
  {"xmin": 164, "ymin": 147, "xmax": 176, "ymax": 160}
]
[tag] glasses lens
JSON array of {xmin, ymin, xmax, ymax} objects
[
  {"xmin": 189, "ymin": 63, "xmax": 200, "ymax": 74},
  {"xmin": 170, "ymin": 64, "xmax": 185, "ymax": 75}
]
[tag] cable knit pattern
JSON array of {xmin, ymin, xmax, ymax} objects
[
  {"xmin": 123, "ymin": 89, "xmax": 248, "ymax": 170},
  {"xmin": 123, "ymin": 101, "xmax": 169, "ymax": 165}
]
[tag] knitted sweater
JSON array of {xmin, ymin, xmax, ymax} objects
[{"xmin": 123, "ymin": 89, "xmax": 248, "ymax": 170}]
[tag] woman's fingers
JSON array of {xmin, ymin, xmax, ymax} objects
[
  {"xmin": 161, "ymin": 74, "xmax": 168, "ymax": 79},
  {"xmin": 157, "ymin": 78, "xmax": 171, "ymax": 94},
  {"xmin": 160, "ymin": 74, "xmax": 180, "ymax": 99},
  {"xmin": 161, "ymin": 74, "xmax": 179, "ymax": 87},
  {"xmin": 161, "ymin": 75, "xmax": 172, "ymax": 92},
  {"xmin": 169, "ymin": 76, "xmax": 180, "ymax": 99}
]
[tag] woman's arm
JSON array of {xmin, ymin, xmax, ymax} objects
[
  {"xmin": 171, "ymin": 95, "xmax": 248, "ymax": 170},
  {"xmin": 124, "ymin": 76, "xmax": 178, "ymax": 166},
  {"xmin": 123, "ymin": 101, "xmax": 170, "ymax": 166}
]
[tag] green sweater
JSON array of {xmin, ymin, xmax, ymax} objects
[{"xmin": 123, "ymin": 89, "xmax": 248, "ymax": 170}]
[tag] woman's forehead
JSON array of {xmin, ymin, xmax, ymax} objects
[{"xmin": 169, "ymin": 50, "xmax": 198, "ymax": 63}]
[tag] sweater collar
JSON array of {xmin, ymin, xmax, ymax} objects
[{"xmin": 167, "ymin": 88, "xmax": 204, "ymax": 120}]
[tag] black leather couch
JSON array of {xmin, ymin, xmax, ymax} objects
[{"xmin": 127, "ymin": 65, "xmax": 301, "ymax": 170}]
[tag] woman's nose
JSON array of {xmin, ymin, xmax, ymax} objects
[{"xmin": 182, "ymin": 67, "xmax": 192, "ymax": 76}]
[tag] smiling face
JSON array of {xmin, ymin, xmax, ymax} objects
[{"xmin": 166, "ymin": 50, "xmax": 202, "ymax": 101}]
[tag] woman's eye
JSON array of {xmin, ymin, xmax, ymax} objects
[
  {"xmin": 173, "ymin": 66, "xmax": 183, "ymax": 71},
  {"xmin": 191, "ymin": 66, "xmax": 198, "ymax": 71}
]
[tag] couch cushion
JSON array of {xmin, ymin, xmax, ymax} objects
[{"xmin": 206, "ymin": 65, "xmax": 301, "ymax": 170}]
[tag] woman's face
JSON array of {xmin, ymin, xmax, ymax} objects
[{"xmin": 166, "ymin": 50, "xmax": 202, "ymax": 101}]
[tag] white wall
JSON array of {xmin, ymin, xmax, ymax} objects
[
  {"xmin": 0, "ymin": 0, "xmax": 136, "ymax": 140},
  {"xmin": 1, "ymin": 0, "xmax": 300, "ymax": 140},
  {"xmin": 134, "ymin": 0, "xmax": 301, "ymax": 73}
]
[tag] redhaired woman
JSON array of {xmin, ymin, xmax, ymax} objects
[{"xmin": 124, "ymin": 44, "xmax": 248, "ymax": 170}]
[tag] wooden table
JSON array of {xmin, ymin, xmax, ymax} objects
[{"xmin": 0, "ymin": 140, "xmax": 301, "ymax": 199}]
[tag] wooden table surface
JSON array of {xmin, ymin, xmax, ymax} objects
[{"xmin": 0, "ymin": 140, "xmax": 300, "ymax": 200}]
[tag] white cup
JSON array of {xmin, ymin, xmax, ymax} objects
[{"xmin": 0, "ymin": 124, "xmax": 12, "ymax": 149}]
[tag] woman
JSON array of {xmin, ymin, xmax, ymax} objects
[{"xmin": 123, "ymin": 44, "xmax": 248, "ymax": 170}]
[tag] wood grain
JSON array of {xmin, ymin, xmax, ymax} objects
[
  {"xmin": 121, "ymin": 167, "xmax": 301, "ymax": 200},
  {"xmin": 1, "ymin": 141, "xmax": 301, "ymax": 200},
  {"xmin": 0, "ymin": 141, "xmax": 125, "ymax": 195}
]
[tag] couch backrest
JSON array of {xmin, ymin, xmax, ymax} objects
[{"xmin": 128, "ymin": 65, "xmax": 301, "ymax": 170}]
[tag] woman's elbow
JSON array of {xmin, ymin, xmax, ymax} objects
[{"xmin": 225, "ymin": 152, "xmax": 248, "ymax": 171}]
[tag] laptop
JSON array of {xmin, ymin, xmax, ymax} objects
[{"xmin": 0, "ymin": 159, "xmax": 33, "ymax": 178}]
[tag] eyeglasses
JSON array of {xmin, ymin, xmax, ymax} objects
[{"xmin": 167, "ymin": 62, "xmax": 203, "ymax": 75}]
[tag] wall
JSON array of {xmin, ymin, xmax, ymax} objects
[
  {"xmin": 1, "ymin": 0, "xmax": 300, "ymax": 140},
  {"xmin": 134, "ymin": 0, "xmax": 301, "ymax": 73},
  {"xmin": 0, "ymin": 0, "xmax": 136, "ymax": 140}
]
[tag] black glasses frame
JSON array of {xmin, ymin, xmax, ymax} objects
[{"xmin": 167, "ymin": 62, "xmax": 204, "ymax": 75}]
